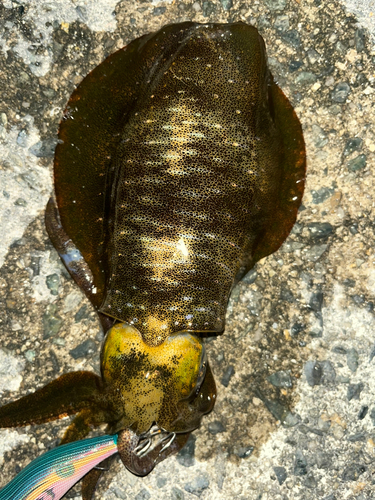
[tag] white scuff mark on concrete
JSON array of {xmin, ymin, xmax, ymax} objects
[
  {"xmin": 0, "ymin": 429, "xmax": 29, "ymax": 467},
  {"xmin": 63, "ymin": 290, "xmax": 84, "ymax": 313},
  {"xmin": 321, "ymin": 283, "xmax": 375, "ymax": 342},
  {"xmin": 344, "ymin": 0, "xmax": 375, "ymax": 46},
  {"xmin": 366, "ymin": 268, "xmax": 375, "ymax": 294},
  {"xmin": 0, "ymin": 350, "xmax": 26, "ymax": 393},
  {"xmin": 12, "ymin": 36, "xmax": 54, "ymax": 78},
  {"xmin": 73, "ymin": 0, "xmax": 120, "ymax": 32},
  {"xmin": 1, "ymin": 0, "xmax": 121, "ymax": 76},
  {"xmin": 0, "ymin": 115, "xmax": 52, "ymax": 269}
]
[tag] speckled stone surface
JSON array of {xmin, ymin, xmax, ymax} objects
[{"xmin": 0, "ymin": 1, "xmax": 375, "ymax": 499}]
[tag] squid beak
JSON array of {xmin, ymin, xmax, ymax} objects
[
  {"xmin": 0, "ymin": 434, "xmax": 118, "ymax": 500},
  {"xmin": 117, "ymin": 427, "xmax": 190, "ymax": 476}
]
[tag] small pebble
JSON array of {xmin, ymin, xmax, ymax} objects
[
  {"xmin": 263, "ymin": 397, "xmax": 288, "ymax": 422},
  {"xmin": 111, "ymin": 486, "xmax": 127, "ymax": 499},
  {"xmin": 354, "ymin": 28, "xmax": 366, "ymax": 52},
  {"xmin": 331, "ymin": 82, "xmax": 350, "ymax": 103},
  {"xmin": 315, "ymin": 451, "xmax": 331, "ymax": 469},
  {"xmin": 273, "ymin": 466, "xmax": 287, "ymax": 485},
  {"xmin": 74, "ymin": 304, "xmax": 91, "ymax": 322},
  {"xmin": 280, "ymin": 285, "xmax": 294, "ymax": 302},
  {"xmin": 343, "ymin": 137, "xmax": 362, "ymax": 156},
  {"xmin": 283, "ymin": 411, "xmax": 301, "ymax": 427},
  {"xmin": 347, "ymin": 432, "xmax": 366, "ymax": 442},
  {"xmin": 336, "ymin": 375, "xmax": 350, "ymax": 384},
  {"xmin": 347, "ymin": 154, "xmax": 366, "ymax": 172},
  {"xmin": 295, "ymin": 71, "xmax": 317, "ymax": 85},
  {"xmin": 369, "ymin": 407, "xmax": 375, "ymax": 426},
  {"xmin": 332, "ymin": 346, "xmax": 347, "ymax": 355},
  {"xmin": 221, "ymin": 365, "xmax": 235, "ymax": 387},
  {"xmin": 343, "ymin": 278, "xmax": 355, "ymax": 288},
  {"xmin": 176, "ymin": 434, "xmax": 196, "ymax": 467},
  {"xmin": 267, "ymin": 370, "xmax": 293, "ymax": 388},
  {"xmin": 29, "ymin": 138, "xmax": 59, "ymax": 157},
  {"xmin": 46, "ymin": 273, "xmax": 60, "ymax": 296},
  {"xmin": 202, "ymin": 1, "xmax": 216, "ymax": 16},
  {"xmin": 341, "ymin": 463, "xmax": 366, "ymax": 481},
  {"xmin": 356, "ymin": 73, "xmax": 367, "ymax": 86},
  {"xmin": 307, "ymin": 222, "xmax": 333, "ymax": 241},
  {"xmin": 234, "ymin": 445, "xmax": 254, "ymax": 458},
  {"xmin": 274, "ymin": 15, "xmax": 289, "ymax": 32},
  {"xmin": 289, "ymin": 60, "xmax": 303, "ymax": 72},
  {"xmin": 152, "ymin": 6, "xmax": 166, "ymax": 15},
  {"xmin": 347, "ymin": 382, "xmax": 364, "ymax": 401},
  {"xmin": 291, "ymin": 322, "xmax": 305, "ymax": 336},
  {"xmin": 63, "ymin": 291, "xmax": 83, "ymax": 313},
  {"xmin": 282, "ymin": 30, "xmax": 301, "ymax": 48},
  {"xmin": 304, "ymin": 473, "xmax": 317, "ymax": 488},
  {"xmin": 305, "ymin": 361, "xmax": 321, "ymax": 386},
  {"xmin": 258, "ymin": 14, "xmax": 271, "ymax": 28},
  {"xmin": 43, "ymin": 307, "xmax": 63, "ymax": 339},
  {"xmin": 264, "ymin": 0, "xmax": 287, "ymax": 10},
  {"xmin": 17, "ymin": 129, "xmax": 28, "ymax": 147},
  {"xmin": 208, "ymin": 420, "xmax": 226, "ymax": 434},
  {"xmin": 346, "ymin": 348, "xmax": 359, "ymax": 372},
  {"xmin": 184, "ymin": 475, "xmax": 210, "ymax": 496},
  {"xmin": 157, "ymin": 477, "xmax": 167, "ymax": 488},
  {"xmin": 307, "ymin": 48, "xmax": 321, "ymax": 65},
  {"xmin": 294, "ymin": 449, "xmax": 308, "ymax": 476},
  {"xmin": 242, "ymin": 267, "xmax": 257, "ymax": 284},
  {"xmin": 369, "ymin": 342, "xmax": 375, "ymax": 362},
  {"xmin": 171, "ymin": 487, "xmax": 185, "ymax": 500},
  {"xmin": 320, "ymin": 360, "xmax": 336, "ymax": 384},
  {"xmin": 309, "ymin": 291, "xmax": 324, "ymax": 312},
  {"xmin": 49, "ymin": 349, "xmax": 60, "ymax": 373},
  {"xmin": 311, "ymin": 187, "xmax": 334, "ymax": 204},
  {"xmin": 135, "ymin": 489, "xmax": 151, "ymax": 500},
  {"xmin": 311, "ymin": 124, "xmax": 328, "ymax": 148},
  {"xmin": 357, "ymin": 406, "xmax": 368, "ymax": 420},
  {"xmin": 220, "ymin": 0, "xmax": 233, "ymax": 10},
  {"xmin": 15, "ymin": 198, "xmax": 27, "ymax": 206},
  {"xmin": 69, "ymin": 339, "xmax": 97, "ymax": 359},
  {"xmin": 25, "ymin": 350, "xmax": 36, "ymax": 363},
  {"xmin": 303, "ymin": 244, "xmax": 328, "ymax": 262},
  {"xmin": 328, "ymin": 104, "xmax": 342, "ymax": 115}
]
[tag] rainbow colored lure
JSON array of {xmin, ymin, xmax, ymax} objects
[{"xmin": 0, "ymin": 434, "xmax": 118, "ymax": 500}]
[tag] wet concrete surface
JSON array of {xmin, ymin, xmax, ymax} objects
[{"xmin": 0, "ymin": 1, "xmax": 375, "ymax": 499}]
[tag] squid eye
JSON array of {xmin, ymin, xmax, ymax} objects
[{"xmin": 194, "ymin": 344, "xmax": 207, "ymax": 395}]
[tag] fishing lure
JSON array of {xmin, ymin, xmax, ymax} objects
[
  {"xmin": 0, "ymin": 434, "xmax": 118, "ymax": 500},
  {"xmin": 0, "ymin": 21, "xmax": 305, "ymax": 498}
]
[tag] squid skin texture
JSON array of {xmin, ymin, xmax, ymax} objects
[
  {"xmin": 0, "ymin": 21, "xmax": 305, "ymax": 500},
  {"xmin": 53, "ymin": 21, "xmax": 305, "ymax": 345}
]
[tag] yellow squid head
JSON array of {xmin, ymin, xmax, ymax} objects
[{"xmin": 101, "ymin": 323, "xmax": 216, "ymax": 436}]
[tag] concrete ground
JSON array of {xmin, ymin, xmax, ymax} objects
[{"xmin": 0, "ymin": 1, "xmax": 374, "ymax": 499}]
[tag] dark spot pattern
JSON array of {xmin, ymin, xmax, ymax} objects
[{"xmin": 53, "ymin": 22, "xmax": 305, "ymax": 346}]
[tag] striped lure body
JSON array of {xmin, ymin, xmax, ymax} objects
[
  {"xmin": 0, "ymin": 22, "xmax": 305, "ymax": 499},
  {"xmin": 0, "ymin": 435, "xmax": 118, "ymax": 500}
]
